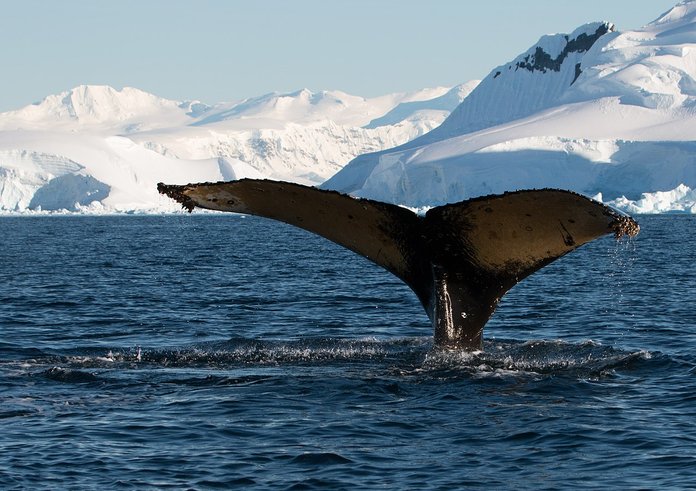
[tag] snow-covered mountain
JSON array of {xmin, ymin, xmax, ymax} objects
[
  {"xmin": 0, "ymin": 84, "xmax": 474, "ymax": 212},
  {"xmin": 4, "ymin": 1, "xmax": 696, "ymax": 214},
  {"xmin": 324, "ymin": 1, "xmax": 696, "ymax": 213}
]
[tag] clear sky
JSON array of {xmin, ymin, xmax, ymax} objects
[{"xmin": 0, "ymin": 0, "xmax": 679, "ymax": 112}]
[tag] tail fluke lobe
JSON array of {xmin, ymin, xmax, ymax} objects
[
  {"xmin": 157, "ymin": 180, "xmax": 424, "ymax": 289},
  {"xmin": 421, "ymin": 189, "xmax": 639, "ymax": 349},
  {"xmin": 424, "ymin": 188, "xmax": 637, "ymax": 284},
  {"xmin": 158, "ymin": 179, "xmax": 639, "ymax": 350}
]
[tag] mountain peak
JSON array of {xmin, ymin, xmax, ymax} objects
[
  {"xmin": 48, "ymin": 85, "xmax": 179, "ymax": 123},
  {"xmin": 508, "ymin": 22, "xmax": 614, "ymax": 80},
  {"xmin": 652, "ymin": 0, "xmax": 696, "ymax": 26},
  {"xmin": 407, "ymin": 20, "xmax": 614, "ymax": 143},
  {"xmin": 0, "ymin": 85, "xmax": 209, "ymax": 131}
]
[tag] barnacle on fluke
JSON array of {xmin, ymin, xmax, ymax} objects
[
  {"xmin": 611, "ymin": 214, "xmax": 641, "ymax": 239},
  {"xmin": 157, "ymin": 183, "xmax": 197, "ymax": 212}
]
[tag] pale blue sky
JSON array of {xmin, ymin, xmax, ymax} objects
[{"xmin": 0, "ymin": 0, "xmax": 679, "ymax": 111}]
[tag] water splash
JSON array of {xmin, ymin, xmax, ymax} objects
[
  {"xmin": 11, "ymin": 337, "xmax": 657, "ymax": 381},
  {"xmin": 421, "ymin": 339, "xmax": 652, "ymax": 378}
]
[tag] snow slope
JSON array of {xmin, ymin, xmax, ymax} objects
[
  {"xmin": 324, "ymin": 1, "xmax": 696, "ymax": 213},
  {"xmin": 364, "ymin": 81, "xmax": 480, "ymax": 129},
  {"xmin": 0, "ymin": 85, "xmax": 470, "ymax": 212},
  {"xmin": 0, "ymin": 131, "xmax": 263, "ymax": 212}
]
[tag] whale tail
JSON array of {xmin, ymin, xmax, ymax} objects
[{"xmin": 158, "ymin": 179, "xmax": 639, "ymax": 350}]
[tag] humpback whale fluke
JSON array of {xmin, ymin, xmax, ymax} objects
[{"xmin": 158, "ymin": 179, "xmax": 639, "ymax": 350}]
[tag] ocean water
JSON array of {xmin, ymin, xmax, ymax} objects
[{"xmin": 1, "ymin": 214, "xmax": 695, "ymax": 489}]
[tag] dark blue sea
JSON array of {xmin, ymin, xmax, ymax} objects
[{"xmin": 1, "ymin": 214, "xmax": 695, "ymax": 489}]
